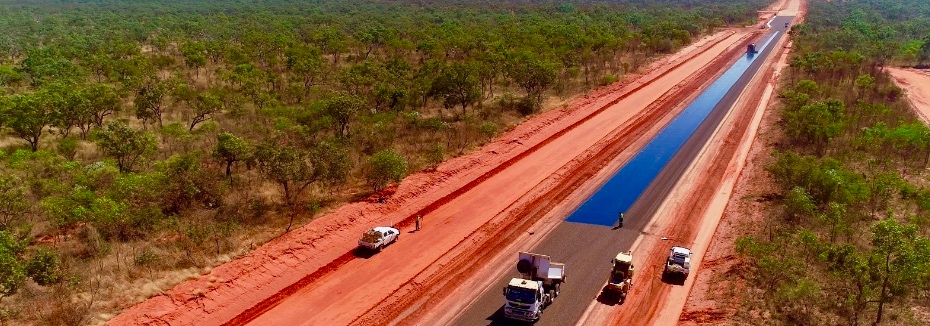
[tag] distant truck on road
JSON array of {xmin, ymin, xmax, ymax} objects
[
  {"xmin": 503, "ymin": 252, "xmax": 566, "ymax": 322},
  {"xmin": 663, "ymin": 246, "xmax": 692, "ymax": 280},
  {"xmin": 747, "ymin": 43, "xmax": 758, "ymax": 54},
  {"xmin": 357, "ymin": 226, "xmax": 399, "ymax": 252}
]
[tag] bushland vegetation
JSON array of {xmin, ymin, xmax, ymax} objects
[
  {"xmin": 733, "ymin": 0, "xmax": 930, "ymax": 325},
  {"xmin": 0, "ymin": 0, "xmax": 767, "ymax": 323}
]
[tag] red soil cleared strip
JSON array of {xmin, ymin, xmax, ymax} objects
[{"xmin": 109, "ymin": 32, "xmax": 734, "ymax": 326}]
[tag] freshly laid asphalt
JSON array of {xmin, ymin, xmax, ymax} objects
[{"xmin": 450, "ymin": 16, "xmax": 794, "ymax": 326}]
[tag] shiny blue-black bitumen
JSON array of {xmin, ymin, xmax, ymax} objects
[{"xmin": 566, "ymin": 32, "xmax": 780, "ymax": 226}]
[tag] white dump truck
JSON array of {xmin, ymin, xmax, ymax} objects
[
  {"xmin": 663, "ymin": 246, "xmax": 692, "ymax": 279},
  {"xmin": 503, "ymin": 252, "xmax": 566, "ymax": 322},
  {"xmin": 357, "ymin": 226, "xmax": 399, "ymax": 252}
]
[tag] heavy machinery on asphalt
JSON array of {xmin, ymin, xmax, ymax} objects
[
  {"xmin": 602, "ymin": 251, "xmax": 634, "ymax": 302},
  {"xmin": 663, "ymin": 246, "xmax": 692, "ymax": 280},
  {"xmin": 357, "ymin": 226, "xmax": 399, "ymax": 252},
  {"xmin": 503, "ymin": 252, "xmax": 566, "ymax": 322}
]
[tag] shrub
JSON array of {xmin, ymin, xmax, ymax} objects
[
  {"xmin": 134, "ymin": 249, "xmax": 159, "ymax": 267},
  {"xmin": 25, "ymin": 249, "xmax": 61, "ymax": 286},
  {"xmin": 367, "ymin": 150, "xmax": 408, "ymax": 191},
  {"xmin": 599, "ymin": 74, "xmax": 619, "ymax": 86},
  {"xmin": 426, "ymin": 142, "xmax": 446, "ymax": 168}
]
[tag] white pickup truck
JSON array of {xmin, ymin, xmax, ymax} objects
[
  {"xmin": 358, "ymin": 226, "xmax": 399, "ymax": 252},
  {"xmin": 663, "ymin": 246, "xmax": 692, "ymax": 279}
]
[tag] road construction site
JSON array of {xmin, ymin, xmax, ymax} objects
[{"xmin": 110, "ymin": 1, "xmax": 803, "ymax": 325}]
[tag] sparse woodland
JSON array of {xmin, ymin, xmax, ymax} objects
[
  {"xmin": 733, "ymin": 0, "xmax": 930, "ymax": 325},
  {"xmin": 0, "ymin": 0, "xmax": 768, "ymax": 324}
]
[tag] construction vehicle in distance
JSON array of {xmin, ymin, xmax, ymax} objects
[
  {"xmin": 503, "ymin": 252, "xmax": 566, "ymax": 322},
  {"xmin": 663, "ymin": 246, "xmax": 692, "ymax": 280},
  {"xmin": 602, "ymin": 251, "xmax": 634, "ymax": 302},
  {"xmin": 747, "ymin": 43, "xmax": 758, "ymax": 54}
]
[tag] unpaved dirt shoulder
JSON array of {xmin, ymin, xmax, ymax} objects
[
  {"xmin": 671, "ymin": 26, "xmax": 793, "ymax": 326},
  {"xmin": 676, "ymin": 53, "xmax": 789, "ymax": 326},
  {"xmin": 602, "ymin": 33, "xmax": 772, "ymax": 326},
  {"xmin": 108, "ymin": 31, "xmax": 735, "ymax": 326},
  {"xmin": 678, "ymin": 15, "xmax": 803, "ymax": 326},
  {"xmin": 887, "ymin": 67, "xmax": 930, "ymax": 124}
]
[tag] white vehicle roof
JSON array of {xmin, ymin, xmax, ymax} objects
[
  {"xmin": 670, "ymin": 246, "xmax": 691, "ymax": 265},
  {"xmin": 371, "ymin": 226, "xmax": 398, "ymax": 233},
  {"xmin": 508, "ymin": 278, "xmax": 539, "ymax": 291},
  {"xmin": 671, "ymin": 246, "xmax": 691, "ymax": 255}
]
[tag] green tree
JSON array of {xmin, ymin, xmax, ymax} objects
[
  {"xmin": 919, "ymin": 34, "xmax": 930, "ymax": 65},
  {"xmin": 426, "ymin": 142, "xmax": 445, "ymax": 169},
  {"xmin": 367, "ymin": 149, "xmax": 407, "ymax": 191},
  {"xmin": 134, "ymin": 79, "xmax": 171, "ymax": 129},
  {"xmin": 866, "ymin": 218, "xmax": 930, "ymax": 326},
  {"xmin": 784, "ymin": 186, "xmax": 816, "ymax": 224},
  {"xmin": 323, "ymin": 93, "xmax": 364, "ymax": 138},
  {"xmin": 226, "ymin": 64, "xmax": 267, "ymax": 107},
  {"xmin": 0, "ymin": 176, "xmax": 28, "ymax": 231},
  {"xmin": 25, "ymin": 249, "xmax": 60, "ymax": 286},
  {"xmin": 285, "ymin": 45, "xmax": 325, "ymax": 99},
  {"xmin": 93, "ymin": 120, "xmax": 158, "ymax": 172},
  {"xmin": 430, "ymin": 62, "xmax": 481, "ymax": 115},
  {"xmin": 180, "ymin": 41, "xmax": 207, "ymax": 77},
  {"xmin": 0, "ymin": 65, "xmax": 22, "ymax": 86},
  {"xmin": 214, "ymin": 132, "xmax": 251, "ymax": 180},
  {"xmin": 784, "ymin": 99, "xmax": 846, "ymax": 155},
  {"xmin": 18, "ymin": 49, "xmax": 83, "ymax": 87},
  {"xmin": 82, "ymin": 84, "xmax": 122, "ymax": 138},
  {"xmin": 0, "ymin": 230, "xmax": 26, "ymax": 301},
  {"xmin": 312, "ymin": 139, "xmax": 353, "ymax": 187},
  {"xmin": 190, "ymin": 92, "xmax": 223, "ymax": 131},
  {"xmin": 45, "ymin": 82, "xmax": 85, "ymax": 138},
  {"xmin": 254, "ymin": 142, "xmax": 317, "ymax": 206},
  {"xmin": 158, "ymin": 152, "xmax": 221, "ymax": 214},
  {"xmin": 508, "ymin": 54, "xmax": 558, "ymax": 108},
  {"xmin": 0, "ymin": 92, "xmax": 54, "ymax": 151}
]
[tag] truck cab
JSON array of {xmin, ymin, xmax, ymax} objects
[{"xmin": 503, "ymin": 278, "xmax": 549, "ymax": 321}]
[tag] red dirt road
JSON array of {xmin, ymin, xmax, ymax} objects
[
  {"xmin": 888, "ymin": 67, "xmax": 930, "ymax": 124},
  {"xmin": 673, "ymin": 2, "xmax": 806, "ymax": 326}
]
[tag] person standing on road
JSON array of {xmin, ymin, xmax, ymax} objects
[
  {"xmin": 617, "ymin": 212, "xmax": 625, "ymax": 228},
  {"xmin": 415, "ymin": 215, "xmax": 422, "ymax": 231}
]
